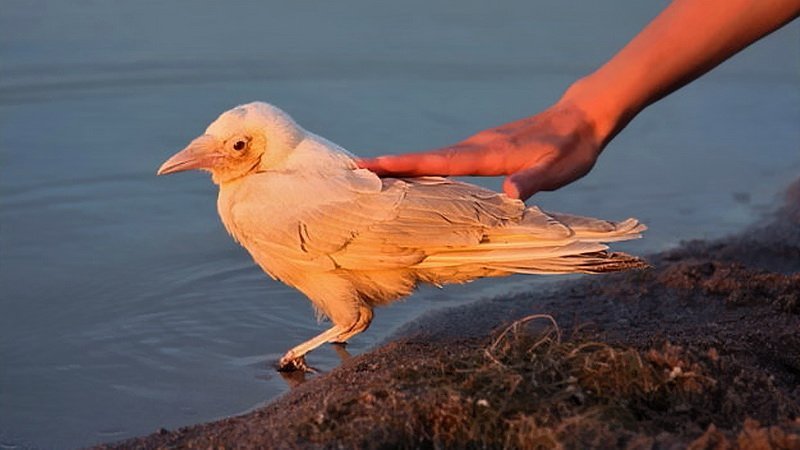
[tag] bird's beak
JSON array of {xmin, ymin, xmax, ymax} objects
[{"xmin": 157, "ymin": 135, "xmax": 223, "ymax": 176}]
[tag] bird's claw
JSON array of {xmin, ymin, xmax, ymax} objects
[{"xmin": 278, "ymin": 354, "xmax": 315, "ymax": 373}]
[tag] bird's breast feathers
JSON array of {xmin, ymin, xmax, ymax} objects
[{"xmin": 215, "ymin": 151, "xmax": 395, "ymax": 281}]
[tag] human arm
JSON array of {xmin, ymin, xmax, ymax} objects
[{"xmin": 359, "ymin": 0, "xmax": 800, "ymax": 200}]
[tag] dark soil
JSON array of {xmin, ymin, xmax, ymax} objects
[{"xmin": 97, "ymin": 179, "xmax": 800, "ymax": 450}]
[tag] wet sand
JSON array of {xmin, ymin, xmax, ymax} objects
[{"xmin": 96, "ymin": 178, "xmax": 800, "ymax": 449}]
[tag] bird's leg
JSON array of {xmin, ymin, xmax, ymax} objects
[
  {"xmin": 328, "ymin": 306, "xmax": 373, "ymax": 344},
  {"xmin": 278, "ymin": 325, "xmax": 345, "ymax": 372}
]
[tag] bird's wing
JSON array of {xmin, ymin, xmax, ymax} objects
[
  {"xmin": 227, "ymin": 168, "xmax": 390, "ymax": 272},
  {"xmin": 328, "ymin": 177, "xmax": 528, "ymax": 270},
  {"xmin": 229, "ymin": 170, "xmax": 561, "ymax": 273}
]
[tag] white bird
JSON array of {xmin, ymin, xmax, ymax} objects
[{"xmin": 157, "ymin": 102, "xmax": 647, "ymax": 371}]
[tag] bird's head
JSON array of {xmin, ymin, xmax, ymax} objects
[{"xmin": 157, "ymin": 102, "xmax": 305, "ymax": 184}]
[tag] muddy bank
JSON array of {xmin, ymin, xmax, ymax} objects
[{"xmin": 98, "ymin": 180, "xmax": 800, "ymax": 449}]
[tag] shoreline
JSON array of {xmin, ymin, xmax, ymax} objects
[{"xmin": 97, "ymin": 179, "xmax": 800, "ymax": 449}]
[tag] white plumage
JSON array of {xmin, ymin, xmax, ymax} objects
[{"xmin": 158, "ymin": 102, "xmax": 647, "ymax": 371}]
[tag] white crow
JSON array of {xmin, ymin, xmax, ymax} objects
[{"xmin": 158, "ymin": 102, "xmax": 647, "ymax": 371}]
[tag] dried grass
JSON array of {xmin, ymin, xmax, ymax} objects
[{"xmin": 301, "ymin": 316, "xmax": 734, "ymax": 449}]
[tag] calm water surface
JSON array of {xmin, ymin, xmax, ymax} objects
[{"xmin": 1, "ymin": 2, "xmax": 798, "ymax": 448}]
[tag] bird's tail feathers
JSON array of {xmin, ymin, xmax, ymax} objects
[
  {"xmin": 414, "ymin": 214, "xmax": 648, "ymax": 281},
  {"xmin": 483, "ymin": 251, "xmax": 649, "ymax": 275}
]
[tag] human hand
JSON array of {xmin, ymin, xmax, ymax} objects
[
  {"xmin": 358, "ymin": 102, "xmax": 606, "ymax": 201},
  {"xmin": 361, "ymin": 0, "xmax": 800, "ymax": 201}
]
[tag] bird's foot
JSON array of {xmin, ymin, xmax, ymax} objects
[{"xmin": 277, "ymin": 352, "xmax": 315, "ymax": 373}]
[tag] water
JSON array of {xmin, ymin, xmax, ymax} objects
[{"xmin": 1, "ymin": 1, "xmax": 797, "ymax": 448}]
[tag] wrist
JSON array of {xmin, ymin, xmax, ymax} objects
[{"xmin": 557, "ymin": 73, "xmax": 640, "ymax": 148}]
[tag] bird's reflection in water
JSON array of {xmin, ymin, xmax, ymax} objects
[
  {"xmin": 279, "ymin": 369, "xmax": 308, "ymax": 388},
  {"xmin": 331, "ymin": 343, "xmax": 352, "ymax": 362},
  {"xmin": 278, "ymin": 343, "xmax": 353, "ymax": 388}
]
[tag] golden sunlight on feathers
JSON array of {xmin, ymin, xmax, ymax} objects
[{"xmin": 158, "ymin": 102, "xmax": 647, "ymax": 371}]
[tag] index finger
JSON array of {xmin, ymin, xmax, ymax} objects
[{"xmin": 357, "ymin": 145, "xmax": 504, "ymax": 177}]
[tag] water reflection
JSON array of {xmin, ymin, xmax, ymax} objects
[
  {"xmin": 279, "ymin": 370, "xmax": 309, "ymax": 389},
  {"xmin": 331, "ymin": 343, "xmax": 354, "ymax": 363}
]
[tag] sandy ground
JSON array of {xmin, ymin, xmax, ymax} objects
[{"xmin": 97, "ymin": 179, "xmax": 799, "ymax": 449}]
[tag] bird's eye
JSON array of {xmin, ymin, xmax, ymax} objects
[{"xmin": 233, "ymin": 140, "xmax": 247, "ymax": 151}]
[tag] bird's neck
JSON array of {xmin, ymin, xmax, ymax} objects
[
  {"xmin": 216, "ymin": 180, "xmax": 244, "ymax": 243},
  {"xmin": 279, "ymin": 134, "xmax": 357, "ymax": 173}
]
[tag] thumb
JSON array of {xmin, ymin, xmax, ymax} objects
[{"xmin": 502, "ymin": 166, "xmax": 549, "ymax": 201}]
